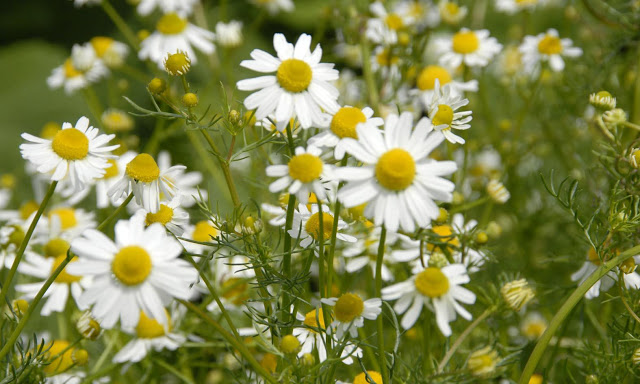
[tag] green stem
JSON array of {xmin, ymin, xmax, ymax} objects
[
  {"xmin": 97, "ymin": 193, "xmax": 134, "ymax": 231},
  {"xmin": 199, "ymin": 130, "xmax": 241, "ymax": 208},
  {"xmin": 375, "ymin": 226, "xmax": 389, "ymax": 383},
  {"xmin": 361, "ymin": 38, "xmax": 379, "ymax": 113},
  {"xmin": 82, "ymin": 87, "xmax": 104, "ymax": 123},
  {"xmin": 327, "ymin": 157, "xmax": 347, "ymax": 294},
  {"xmin": 91, "ymin": 332, "xmax": 117, "ymax": 374},
  {"xmin": 0, "ymin": 181, "xmax": 57, "ymax": 309},
  {"xmin": 154, "ymin": 359, "xmax": 195, "ymax": 384},
  {"xmin": 437, "ymin": 307, "xmax": 495, "ymax": 372},
  {"xmin": 101, "ymin": 0, "xmax": 139, "ymax": 50},
  {"xmin": 518, "ymin": 244, "xmax": 640, "ymax": 384},
  {"xmin": 179, "ymin": 300, "xmax": 279, "ymax": 384}
]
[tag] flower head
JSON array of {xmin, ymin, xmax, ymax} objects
[
  {"xmin": 434, "ymin": 28, "xmax": 502, "ymax": 68},
  {"xmin": 519, "ymin": 29, "xmax": 582, "ymax": 74}
]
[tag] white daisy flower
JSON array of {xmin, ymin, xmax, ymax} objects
[
  {"xmin": 288, "ymin": 204, "xmax": 356, "ymax": 249},
  {"xmin": 68, "ymin": 215, "xmax": 197, "ymax": 328},
  {"xmin": 260, "ymin": 192, "xmax": 319, "ymax": 227},
  {"xmin": 89, "ymin": 36, "xmax": 129, "ymax": 68},
  {"xmin": 520, "ymin": 311, "xmax": 547, "ymax": 340},
  {"xmin": 136, "ymin": 0, "xmax": 198, "ymax": 16},
  {"xmin": 370, "ymin": 46, "xmax": 402, "ymax": 81},
  {"xmin": 309, "ymin": 106, "xmax": 384, "ymax": 160},
  {"xmin": 266, "ymin": 146, "xmax": 332, "ymax": 205},
  {"xmin": 570, "ymin": 248, "xmax": 640, "ymax": 299},
  {"xmin": 108, "ymin": 153, "xmax": 186, "ymax": 214},
  {"xmin": 139, "ymin": 13, "xmax": 216, "ymax": 68},
  {"xmin": 215, "ymin": 20, "xmax": 243, "ymax": 48},
  {"xmin": 206, "ymin": 257, "xmax": 256, "ymax": 313},
  {"xmin": 133, "ymin": 196, "xmax": 190, "ymax": 236},
  {"xmin": 180, "ymin": 219, "xmax": 220, "ymax": 255},
  {"xmin": 157, "ymin": 151, "xmax": 206, "ymax": 208},
  {"xmin": 249, "ymin": 0, "xmax": 294, "ymax": 14},
  {"xmin": 381, "ymin": 264, "xmax": 475, "ymax": 335},
  {"xmin": 414, "ymin": 65, "xmax": 478, "ymax": 100},
  {"xmin": 336, "ymin": 112, "xmax": 457, "ymax": 233},
  {"xmin": 423, "ymin": 80, "xmax": 473, "ymax": 144},
  {"xmin": 321, "ymin": 293, "xmax": 382, "ymax": 338},
  {"xmin": 438, "ymin": 1, "xmax": 468, "ymax": 25},
  {"xmin": 0, "ymin": 209, "xmax": 48, "ymax": 269},
  {"xmin": 366, "ymin": 2, "xmax": 414, "ymax": 45},
  {"xmin": 519, "ymin": 29, "xmax": 582, "ymax": 74},
  {"xmin": 20, "ymin": 116, "xmax": 118, "ymax": 193},
  {"xmin": 237, "ymin": 33, "xmax": 340, "ymax": 129},
  {"xmin": 343, "ymin": 226, "xmax": 399, "ymax": 282},
  {"xmin": 495, "ymin": 0, "xmax": 546, "ymax": 14},
  {"xmin": 47, "ymin": 44, "xmax": 109, "ymax": 94},
  {"xmin": 395, "ymin": 0, "xmax": 440, "ymax": 30},
  {"xmin": 91, "ymin": 151, "xmax": 137, "ymax": 209},
  {"xmin": 42, "ymin": 207, "xmax": 97, "ymax": 244},
  {"xmin": 113, "ymin": 310, "xmax": 186, "ymax": 363},
  {"xmin": 255, "ymin": 115, "xmax": 301, "ymax": 135},
  {"xmin": 434, "ymin": 28, "xmax": 503, "ymax": 68}
]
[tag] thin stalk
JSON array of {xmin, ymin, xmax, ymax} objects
[
  {"xmin": 101, "ymin": 0, "xmax": 139, "ymax": 50},
  {"xmin": 518, "ymin": 244, "xmax": 640, "ymax": 384},
  {"xmin": 179, "ymin": 300, "xmax": 279, "ymax": 384},
  {"xmin": 282, "ymin": 122, "xmax": 297, "ymax": 331},
  {"xmin": 317, "ymin": 202, "xmax": 332, "ymax": 356},
  {"xmin": 91, "ymin": 332, "xmax": 117, "ymax": 374},
  {"xmin": 437, "ymin": 307, "xmax": 495, "ymax": 372},
  {"xmin": 375, "ymin": 226, "xmax": 389, "ymax": 383},
  {"xmin": 199, "ymin": 130, "xmax": 241, "ymax": 208},
  {"xmin": 82, "ymin": 87, "xmax": 104, "ymax": 122},
  {"xmin": 0, "ymin": 181, "xmax": 57, "ymax": 308},
  {"xmin": 154, "ymin": 359, "xmax": 195, "ymax": 384},
  {"xmin": 360, "ymin": 37, "xmax": 379, "ymax": 112},
  {"xmin": 327, "ymin": 157, "xmax": 348, "ymax": 293},
  {"xmin": 97, "ymin": 193, "xmax": 134, "ymax": 231},
  {"xmin": 618, "ymin": 271, "xmax": 640, "ymax": 323}
]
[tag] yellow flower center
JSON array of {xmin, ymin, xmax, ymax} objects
[
  {"xmin": 51, "ymin": 255, "xmax": 81, "ymax": 284},
  {"xmin": 305, "ymin": 212, "xmax": 334, "ymax": 240},
  {"xmin": 303, "ymin": 308, "xmax": 327, "ymax": 332},
  {"xmin": 145, "ymin": 204, "xmax": 174, "ymax": 226},
  {"xmin": 524, "ymin": 322, "xmax": 546, "ymax": 339},
  {"xmin": 19, "ymin": 201, "xmax": 39, "ymax": 220},
  {"xmin": 51, "ymin": 129, "xmax": 89, "ymax": 160},
  {"xmin": 49, "ymin": 208, "xmax": 78, "ymax": 230},
  {"xmin": 221, "ymin": 277, "xmax": 249, "ymax": 305},
  {"xmin": 41, "ymin": 122, "xmax": 61, "ymax": 139},
  {"xmin": 427, "ymin": 225, "xmax": 461, "ymax": 252},
  {"xmin": 102, "ymin": 159, "xmax": 119, "ymax": 179},
  {"xmin": 45, "ymin": 238, "xmax": 70, "ymax": 258},
  {"xmin": 415, "ymin": 267, "xmax": 450, "ymax": 298},
  {"xmin": 537, "ymin": 34, "xmax": 562, "ymax": 55},
  {"xmin": 376, "ymin": 48, "xmax": 399, "ymax": 66},
  {"xmin": 587, "ymin": 247, "xmax": 601, "ymax": 266},
  {"xmin": 375, "ymin": 149, "xmax": 416, "ymax": 191},
  {"xmin": 277, "ymin": 59, "xmax": 313, "ymax": 93},
  {"xmin": 417, "ymin": 66, "xmax": 452, "ymax": 91},
  {"xmin": 192, "ymin": 220, "xmax": 218, "ymax": 242},
  {"xmin": 156, "ymin": 13, "xmax": 188, "ymax": 35},
  {"xmin": 452, "ymin": 31, "xmax": 479, "ymax": 54},
  {"xmin": 111, "ymin": 246, "xmax": 152, "ymax": 286},
  {"xmin": 126, "ymin": 153, "xmax": 160, "ymax": 183},
  {"xmin": 385, "ymin": 13, "xmax": 404, "ymax": 30},
  {"xmin": 260, "ymin": 353, "xmax": 278, "ymax": 374},
  {"xmin": 330, "ymin": 107, "xmax": 367, "ymax": 139},
  {"xmin": 353, "ymin": 371, "xmax": 383, "ymax": 384},
  {"xmin": 432, "ymin": 105, "xmax": 454, "ymax": 128},
  {"xmin": 334, "ymin": 293, "xmax": 364, "ymax": 323},
  {"xmin": 43, "ymin": 340, "xmax": 75, "ymax": 376},
  {"xmin": 136, "ymin": 310, "xmax": 170, "ymax": 339},
  {"xmin": 90, "ymin": 36, "xmax": 114, "ymax": 58},
  {"xmin": 444, "ymin": 3, "xmax": 460, "ymax": 15},
  {"xmin": 288, "ymin": 153, "xmax": 323, "ymax": 183},
  {"xmin": 164, "ymin": 51, "xmax": 191, "ymax": 76},
  {"xmin": 280, "ymin": 334, "xmax": 301, "ymax": 354},
  {"xmin": 63, "ymin": 58, "xmax": 82, "ymax": 78},
  {"xmin": 6, "ymin": 225, "xmax": 24, "ymax": 248}
]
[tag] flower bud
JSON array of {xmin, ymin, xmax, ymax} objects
[
  {"xmin": 501, "ymin": 279, "xmax": 535, "ymax": 311},
  {"xmin": 164, "ymin": 50, "xmax": 191, "ymax": 76},
  {"xmin": 280, "ymin": 335, "xmax": 301, "ymax": 354},
  {"xmin": 182, "ymin": 92, "xmax": 199, "ymax": 107},
  {"xmin": 148, "ymin": 77, "xmax": 166, "ymax": 95},
  {"xmin": 468, "ymin": 346, "xmax": 500, "ymax": 377}
]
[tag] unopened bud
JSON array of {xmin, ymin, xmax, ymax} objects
[
  {"xmin": 148, "ymin": 77, "xmax": 166, "ymax": 95},
  {"xmin": 182, "ymin": 92, "xmax": 199, "ymax": 107}
]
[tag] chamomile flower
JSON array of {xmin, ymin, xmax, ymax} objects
[
  {"xmin": 113, "ymin": 310, "xmax": 186, "ymax": 363},
  {"xmin": 288, "ymin": 204, "xmax": 356, "ymax": 249},
  {"xmin": 520, "ymin": 311, "xmax": 547, "ymax": 340},
  {"xmin": 134, "ymin": 196, "xmax": 189, "ymax": 236},
  {"xmin": 249, "ymin": 0, "xmax": 294, "ymax": 14},
  {"xmin": 336, "ymin": 112, "xmax": 457, "ymax": 233},
  {"xmin": 92, "ymin": 151, "xmax": 137, "ymax": 209},
  {"xmin": 47, "ymin": 44, "xmax": 109, "ymax": 94},
  {"xmin": 321, "ymin": 293, "xmax": 381, "ymax": 338},
  {"xmin": 496, "ymin": 0, "xmax": 546, "ymax": 14},
  {"xmin": 102, "ymin": 109, "xmax": 134, "ymax": 132},
  {"xmin": 237, "ymin": 33, "xmax": 340, "ymax": 128},
  {"xmin": 366, "ymin": 2, "xmax": 413, "ymax": 45},
  {"xmin": 438, "ymin": 1, "xmax": 468, "ymax": 25},
  {"xmin": 343, "ymin": 226, "xmax": 399, "ymax": 281},
  {"xmin": 519, "ymin": 29, "xmax": 582, "ymax": 73},
  {"xmin": 136, "ymin": 0, "xmax": 198, "ymax": 16},
  {"xmin": 308, "ymin": 106, "xmax": 384, "ymax": 160},
  {"xmin": 108, "ymin": 153, "xmax": 186, "ymax": 213},
  {"xmin": 90, "ymin": 36, "xmax": 129, "ymax": 68},
  {"xmin": 434, "ymin": 28, "xmax": 502, "ymax": 68},
  {"xmin": 382, "ymin": 264, "xmax": 476, "ymax": 335},
  {"xmin": 215, "ymin": 21, "xmax": 243, "ymax": 48},
  {"xmin": 266, "ymin": 146, "xmax": 333, "ymax": 205},
  {"xmin": 395, "ymin": 0, "xmax": 440, "ymax": 30},
  {"xmin": 157, "ymin": 151, "xmax": 206, "ymax": 207},
  {"xmin": 139, "ymin": 13, "xmax": 216, "ymax": 68},
  {"xmin": 571, "ymin": 248, "xmax": 640, "ymax": 299},
  {"xmin": 20, "ymin": 116, "xmax": 118, "ymax": 193},
  {"xmin": 371, "ymin": 46, "xmax": 402, "ymax": 80},
  {"xmin": 414, "ymin": 65, "xmax": 478, "ymax": 100},
  {"xmin": 68, "ymin": 215, "xmax": 197, "ymax": 328},
  {"xmin": 423, "ymin": 80, "xmax": 473, "ymax": 144},
  {"xmin": 180, "ymin": 220, "xmax": 220, "ymax": 255}
]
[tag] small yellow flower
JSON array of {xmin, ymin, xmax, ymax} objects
[{"xmin": 467, "ymin": 346, "xmax": 500, "ymax": 377}]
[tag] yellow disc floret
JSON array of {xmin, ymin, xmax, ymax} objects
[
  {"xmin": 277, "ymin": 59, "xmax": 312, "ymax": 93},
  {"xmin": 41, "ymin": 122, "xmax": 61, "ymax": 139},
  {"xmin": 417, "ymin": 66, "xmax": 452, "ymax": 91},
  {"xmin": 432, "ymin": 105, "xmax": 454, "ymax": 128},
  {"xmin": 415, "ymin": 267, "xmax": 450, "ymax": 298},
  {"xmin": 280, "ymin": 334, "xmax": 301, "ymax": 354},
  {"xmin": 452, "ymin": 30, "xmax": 479, "ymax": 54},
  {"xmin": 164, "ymin": 51, "xmax": 191, "ymax": 76},
  {"xmin": 353, "ymin": 371, "xmax": 383, "ymax": 384},
  {"xmin": 156, "ymin": 13, "xmax": 188, "ymax": 35},
  {"xmin": 385, "ymin": 13, "xmax": 404, "ymax": 30},
  {"xmin": 375, "ymin": 148, "xmax": 416, "ymax": 191},
  {"xmin": 111, "ymin": 246, "xmax": 152, "ymax": 286},
  {"xmin": 428, "ymin": 225, "xmax": 460, "ymax": 252},
  {"xmin": 51, "ymin": 129, "xmax": 89, "ymax": 160},
  {"xmin": 63, "ymin": 59, "xmax": 82, "ymax": 78},
  {"xmin": 192, "ymin": 220, "xmax": 218, "ymax": 242},
  {"xmin": 19, "ymin": 201, "xmax": 39, "ymax": 220},
  {"xmin": 136, "ymin": 310, "xmax": 169, "ymax": 339},
  {"xmin": 334, "ymin": 293, "xmax": 364, "ymax": 323},
  {"xmin": 288, "ymin": 153, "xmax": 323, "ymax": 183},
  {"xmin": 221, "ymin": 277, "xmax": 249, "ymax": 305},
  {"xmin": 44, "ymin": 238, "xmax": 70, "ymax": 258},
  {"xmin": 43, "ymin": 340, "xmax": 76, "ymax": 376},
  {"xmin": 330, "ymin": 107, "xmax": 366, "ymax": 139},
  {"xmin": 537, "ymin": 34, "xmax": 563, "ymax": 55},
  {"xmin": 90, "ymin": 36, "xmax": 114, "ymax": 58},
  {"xmin": 102, "ymin": 159, "xmax": 119, "ymax": 179},
  {"xmin": 145, "ymin": 204, "xmax": 174, "ymax": 226},
  {"xmin": 305, "ymin": 212, "xmax": 334, "ymax": 241},
  {"xmin": 126, "ymin": 153, "xmax": 160, "ymax": 183},
  {"xmin": 303, "ymin": 309, "xmax": 327, "ymax": 332},
  {"xmin": 49, "ymin": 208, "xmax": 78, "ymax": 230}
]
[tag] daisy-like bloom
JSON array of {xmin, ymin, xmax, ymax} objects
[
  {"xmin": 467, "ymin": 346, "xmax": 500, "ymax": 377},
  {"xmin": 20, "ymin": 116, "xmax": 118, "ymax": 193},
  {"xmin": 68, "ymin": 215, "xmax": 197, "ymax": 328},
  {"xmin": 343, "ymin": 225, "xmax": 399, "ymax": 282},
  {"xmin": 288, "ymin": 204, "xmax": 356, "ymax": 249},
  {"xmin": 438, "ymin": 1, "xmax": 468, "ymax": 25},
  {"xmin": 47, "ymin": 43, "xmax": 109, "ymax": 94},
  {"xmin": 113, "ymin": 310, "xmax": 186, "ymax": 363},
  {"xmin": 496, "ymin": 0, "xmax": 546, "ymax": 14},
  {"xmin": 321, "ymin": 293, "xmax": 381, "ymax": 338},
  {"xmin": 261, "ymin": 192, "xmax": 317, "ymax": 227},
  {"xmin": 215, "ymin": 21, "xmax": 243, "ymax": 48},
  {"xmin": 236, "ymin": 33, "xmax": 340, "ymax": 129},
  {"xmin": 487, "ymin": 179, "xmax": 510, "ymax": 204},
  {"xmin": 108, "ymin": 153, "xmax": 185, "ymax": 213},
  {"xmin": 366, "ymin": 2, "xmax": 414, "ymax": 45},
  {"xmin": 308, "ymin": 106, "xmax": 384, "ymax": 160},
  {"xmin": 571, "ymin": 248, "xmax": 640, "ymax": 299},
  {"xmin": 395, "ymin": 0, "xmax": 440, "ymax": 30},
  {"xmin": 90, "ymin": 36, "xmax": 129, "ymax": 68},
  {"xmin": 589, "ymin": 90, "xmax": 616, "ymax": 111},
  {"xmin": 102, "ymin": 108, "xmax": 134, "ymax": 132},
  {"xmin": 501, "ymin": 279, "xmax": 535, "ymax": 311},
  {"xmin": 266, "ymin": 146, "xmax": 332, "ymax": 204},
  {"xmin": 44, "ymin": 207, "xmax": 97, "ymax": 241},
  {"xmin": 381, "ymin": 264, "xmax": 475, "ymax": 335},
  {"xmin": 91, "ymin": 151, "xmax": 136, "ymax": 209},
  {"xmin": 249, "ymin": 0, "xmax": 294, "ymax": 14},
  {"xmin": 414, "ymin": 65, "xmax": 478, "ymax": 100},
  {"xmin": 180, "ymin": 219, "xmax": 220, "ymax": 255},
  {"xmin": 136, "ymin": 0, "xmax": 198, "ymax": 16},
  {"xmin": 423, "ymin": 80, "xmax": 472, "ymax": 144},
  {"xmin": 434, "ymin": 28, "xmax": 503, "ymax": 68},
  {"xmin": 139, "ymin": 13, "xmax": 215, "ymax": 68},
  {"xmin": 134, "ymin": 196, "xmax": 189, "ymax": 236},
  {"xmin": 520, "ymin": 311, "xmax": 547, "ymax": 340},
  {"xmin": 336, "ymin": 112, "xmax": 457, "ymax": 233},
  {"xmin": 371, "ymin": 46, "xmax": 402, "ymax": 80},
  {"xmin": 519, "ymin": 29, "xmax": 582, "ymax": 73},
  {"xmin": 157, "ymin": 151, "xmax": 206, "ymax": 207}
]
